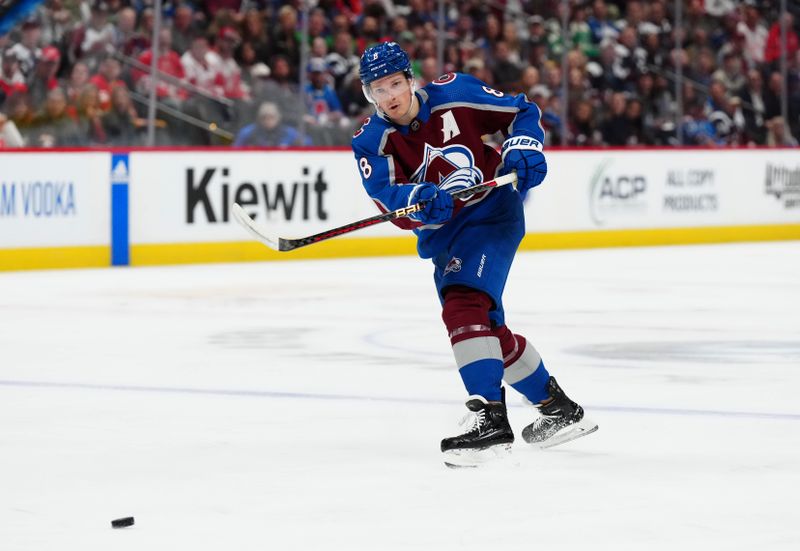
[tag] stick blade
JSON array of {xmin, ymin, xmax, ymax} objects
[{"xmin": 231, "ymin": 203, "xmax": 283, "ymax": 252}]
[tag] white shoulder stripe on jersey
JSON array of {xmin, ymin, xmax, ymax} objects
[
  {"xmin": 376, "ymin": 127, "xmax": 397, "ymax": 185},
  {"xmin": 431, "ymin": 102, "xmax": 519, "ymax": 114}
]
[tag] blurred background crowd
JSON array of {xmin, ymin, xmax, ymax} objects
[{"xmin": 0, "ymin": 0, "xmax": 798, "ymax": 148}]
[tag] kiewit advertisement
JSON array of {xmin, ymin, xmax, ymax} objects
[
  {"xmin": 0, "ymin": 152, "xmax": 110, "ymax": 248},
  {"xmin": 128, "ymin": 151, "xmax": 382, "ymax": 245}
]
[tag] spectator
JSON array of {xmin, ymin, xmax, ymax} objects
[
  {"xmin": 523, "ymin": 15, "xmax": 549, "ymax": 67},
  {"xmin": 764, "ymin": 13, "xmax": 798, "ymax": 67},
  {"xmin": 271, "ymin": 5, "xmax": 301, "ymax": 72},
  {"xmin": 181, "ymin": 35, "xmax": 221, "ymax": 95},
  {"xmin": 310, "ymin": 36, "xmax": 328, "ymax": 59},
  {"xmin": 639, "ymin": 73, "xmax": 676, "ymax": 144},
  {"xmin": 463, "ymin": 57, "xmax": 491, "ymax": 83},
  {"xmin": 601, "ymin": 91, "xmax": 633, "ymax": 145},
  {"xmin": 233, "ymin": 101, "xmax": 309, "ymax": 147},
  {"xmin": 102, "ymin": 85, "xmax": 144, "ymax": 145},
  {"xmin": 705, "ymin": 81, "xmax": 744, "ymax": 145},
  {"xmin": 326, "ymin": 31, "xmax": 359, "ymax": 94},
  {"xmin": 476, "ymin": 14, "xmax": 502, "ymax": 59},
  {"xmin": 304, "ymin": 57, "xmax": 343, "ymax": 125},
  {"xmin": 69, "ymin": 1, "xmax": 115, "ymax": 70},
  {"xmin": 338, "ymin": 68, "xmax": 371, "ymax": 121},
  {"xmin": 611, "ymin": 26, "xmax": 647, "ymax": 92},
  {"xmin": 763, "ymin": 71, "xmax": 785, "ymax": 121},
  {"xmin": 0, "ymin": 109, "xmax": 25, "ymax": 146},
  {"xmin": 27, "ymin": 46, "xmax": 61, "ymax": 107},
  {"xmin": 5, "ymin": 89, "xmax": 35, "ymax": 134},
  {"xmin": 417, "ymin": 56, "xmax": 438, "ymax": 87},
  {"xmin": 765, "ymin": 116, "xmax": 799, "ymax": 147},
  {"xmin": 30, "ymin": 87, "xmax": 84, "ymax": 146},
  {"xmin": 39, "ymin": 0, "xmax": 74, "ymax": 52},
  {"xmin": 737, "ymin": 1, "xmax": 768, "ymax": 67},
  {"xmin": 89, "ymin": 56, "xmax": 124, "ymax": 111},
  {"xmin": 712, "ymin": 51, "xmax": 746, "ymax": 94},
  {"xmin": 307, "ymin": 7, "xmax": 331, "ymax": 47},
  {"xmin": 682, "ymin": 102, "xmax": 721, "ymax": 146},
  {"xmin": 8, "ymin": 19, "xmax": 43, "ymax": 77},
  {"xmin": 587, "ymin": 0, "xmax": 620, "ymax": 46},
  {"xmin": 114, "ymin": 7, "xmax": 148, "ymax": 57},
  {"xmin": 64, "ymin": 61, "xmax": 90, "ymax": 106},
  {"xmin": 491, "ymin": 41, "xmax": 523, "ymax": 92},
  {"xmin": 171, "ymin": 4, "xmax": 199, "ymax": 55},
  {"xmin": 134, "ymin": 27, "xmax": 187, "ymax": 103},
  {"xmin": 625, "ymin": 97, "xmax": 650, "ymax": 144},
  {"xmin": 73, "ymin": 83, "xmax": 106, "ymax": 144},
  {"xmin": 1, "ymin": 49, "xmax": 25, "ymax": 98},
  {"xmin": 240, "ymin": 8, "xmax": 272, "ymax": 64},
  {"xmin": 520, "ymin": 66, "xmax": 541, "ymax": 97},
  {"xmin": 213, "ymin": 26, "xmax": 250, "ymax": 101},
  {"xmin": 689, "ymin": 48, "xmax": 718, "ymax": 88},
  {"xmin": 737, "ymin": 68, "xmax": 767, "ymax": 144},
  {"xmin": 568, "ymin": 99, "xmax": 602, "ymax": 146},
  {"xmin": 646, "ymin": 1, "xmax": 672, "ymax": 41}
]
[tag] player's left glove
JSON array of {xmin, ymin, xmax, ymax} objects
[
  {"xmin": 501, "ymin": 136, "xmax": 547, "ymax": 194},
  {"xmin": 407, "ymin": 182, "xmax": 453, "ymax": 225}
]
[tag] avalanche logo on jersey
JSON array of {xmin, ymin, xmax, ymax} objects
[
  {"xmin": 411, "ymin": 143, "xmax": 484, "ymax": 198},
  {"xmin": 443, "ymin": 256, "xmax": 462, "ymax": 275}
]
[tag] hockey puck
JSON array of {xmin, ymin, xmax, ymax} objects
[{"xmin": 111, "ymin": 516, "xmax": 135, "ymax": 529}]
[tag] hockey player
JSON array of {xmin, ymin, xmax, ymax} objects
[{"xmin": 352, "ymin": 42, "xmax": 598, "ymax": 466}]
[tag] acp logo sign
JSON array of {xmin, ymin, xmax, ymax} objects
[{"xmin": 589, "ymin": 159, "xmax": 648, "ymax": 226}]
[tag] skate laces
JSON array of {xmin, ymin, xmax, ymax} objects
[{"xmin": 458, "ymin": 409, "xmax": 486, "ymax": 434}]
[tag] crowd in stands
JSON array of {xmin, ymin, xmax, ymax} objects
[{"xmin": 1, "ymin": 0, "xmax": 799, "ymax": 148}]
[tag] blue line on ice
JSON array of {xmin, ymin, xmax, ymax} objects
[{"xmin": 2, "ymin": 379, "xmax": 799, "ymax": 421}]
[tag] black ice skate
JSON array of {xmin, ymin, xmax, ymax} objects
[
  {"xmin": 521, "ymin": 377, "xmax": 598, "ymax": 449},
  {"xmin": 441, "ymin": 388, "xmax": 515, "ymax": 468}
]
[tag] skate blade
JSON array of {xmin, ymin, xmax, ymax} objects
[
  {"xmin": 527, "ymin": 417, "xmax": 599, "ymax": 449},
  {"xmin": 443, "ymin": 443, "xmax": 513, "ymax": 469}
]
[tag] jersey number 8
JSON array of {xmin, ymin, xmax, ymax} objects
[
  {"xmin": 482, "ymin": 86, "xmax": 504, "ymax": 97},
  {"xmin": 359, "ymin": 157, "xmax": 373, "ymax": 178}
]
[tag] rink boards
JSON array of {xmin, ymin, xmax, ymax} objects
[{"xmin": 1, "ymin": 148, "xmax": 799, "ymax": 270}]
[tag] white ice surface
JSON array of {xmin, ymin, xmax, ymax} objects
[{"xmin": 1, "ymin": 242, "xmax": 799, "ymax": 550}]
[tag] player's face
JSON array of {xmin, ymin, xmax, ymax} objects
[{"xmin": 369, "ymin": 73, "xmax": 413, "ymax": 120}]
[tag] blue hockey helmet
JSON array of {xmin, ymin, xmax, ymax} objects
[{"xmin": 359, "ymin": 42, "xmax": 413, "ymax": 86}]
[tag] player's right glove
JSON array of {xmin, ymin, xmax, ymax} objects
[
  {"xmin": 407, "ymin": 182, "xmax": 453, "ymax": 225},
  {"xmin": 501, "ymin": 136, "xmax": 547, "ymax": 193}
]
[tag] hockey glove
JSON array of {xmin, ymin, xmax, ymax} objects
[
  {"xmin": 501, "ymin": 136, "xmax": 547, "ymax": 194},
  {"xmin": 407, "ymin": 182, "xmax": 453, "ymax": 225}
]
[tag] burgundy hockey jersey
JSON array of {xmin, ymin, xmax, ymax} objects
[{"xmin": 351, "ymin": 72, "xmax": 545, "ymax": 258}]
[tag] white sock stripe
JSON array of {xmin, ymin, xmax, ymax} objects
[
  {"xmin": 448, "ymin": 324, "xmax": 492, "ymax": 339},
  {"xmin": 502, "ymin": 344, "xmax": 543, "ymax": 385},
  {"xmin": 452, "ymin": 337, "xmax": 502, "ymax": 369}
]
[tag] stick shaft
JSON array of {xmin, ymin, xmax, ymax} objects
[
  {"xmin": 233, "ymin": 173, "xmax": 517, "ymax": 252},
  {"xmin": 279, "ymin": 173, "xmax": 517, "ymax": 251}
]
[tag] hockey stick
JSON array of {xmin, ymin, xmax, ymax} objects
[{"xmin": 232, "ymin": 172, "xmax": 517, "ymax": 252}]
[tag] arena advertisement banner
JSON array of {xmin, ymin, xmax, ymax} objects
[
  {"xmin": 0, "ymin": 152, "xmax": 110, "ymax": 250},
  {"xmin": 128, "ymin": 151, "xmax": 382, "ymax": 245},
  {"xmin": 1, "ymin": 148, "xmax": 798, "ymax": 270},
  {"xmin": 527, "ymin": 150, "xmax": 800, "ymax": 232},
  {"xmin": 126, "ymin": 150, "xmax": 405, "ymax": 265}
]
